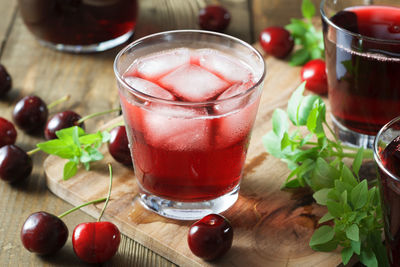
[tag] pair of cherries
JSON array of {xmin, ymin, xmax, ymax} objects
[{"xmin": 21, "ymin": 164, "xmax": 121, "ymax": 263}]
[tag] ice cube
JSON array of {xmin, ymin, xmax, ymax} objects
[
  {"xmin": 195, "ymin": 49, "xmax": 253, "ymax": 83},
  {"xmin": 214, "ymin": 81, "xmax": 255, "ymax": 114},
  {"xmin": 125, "ymin": 76, "xmax": 176, "ymax": 100},
  {"xmin": 159, "ymin": 64, "xmax": 229, "ymax": 102},
  {"xmin": 135, "ymin": 48, "xmax": 191, "ymax": 80},
  {"xmin": 215, "ymin": 96, "xmax": 260, "ymax": 148},
  {"xmin": 142, "ymin": 105, "xmax": 211, "ymax": 151}
]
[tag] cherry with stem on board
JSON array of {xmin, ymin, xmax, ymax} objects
[
  {"xmin": 20, "ymin": 197, "xmax": 107, "ymax": 255},
  {"xmin": 72, "ymin": 163, "xmax": 121, "ymax": 264},
  {"xmin": 259, "ymin": 26, "xmax": 294, "ymax": 59},
  {"xmin": 13, "ymin": 95, "xmax": 70, "ymax": 134},
  {"xmin": 198, "ymin": 5, "xmax": 231, "ymax": 32},
  {"xmin": 44, "ymin": 108, "xmax": 121, "ymax": 140}
]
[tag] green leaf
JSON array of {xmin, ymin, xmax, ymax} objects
[
  {"xmin": 313, "ymin": 188, "xmax": 330, "ymax": 205},
  {"xmin": 56, "ymin": 126, "xmax": 85, "ymax": 140},
  {"xmin": 341, "ymin": 165, "xmax": 358, "ymax": 187},
  {"xmin": 326, "ymin": 200, "xmax": 343, "ymax": 218},
  {"xmin": 341, "ymin": 246, "xmax": 354, "ymax": 265},
  {"xmin": 272, "ymin": 108, "xmax": 288, "ymax": 138},
  {"xmin": 360, "ymin": 248, "xmax": 378, "ymax": 267},
  {"xmin": 72, "ymin": 126, "xmax": 81, "ymax": 147},
  {"xmin": 351, "ymin": 240, "xmax": 361, "ymax": 255},
  {"xmin": 309, "ymin": 225, "xmax": 335, "ymax": 246},
  {"xmin": 319, "ymin": 212, "xmax": 334, "ymax": 223},
  {"xmin": 79, "ymin": 133, "xmax": 102, "ymax": 145},
  {"xmin": 351, "ymin": 179, "xmax": 368, "ymax": 210},
  {"xmin": 37, "ymin": 139, "xmax": 77, "ymax": 159},
  {"xmin": 353, "ymin": 147, "xmax": 364, "ymax": 177},
  {"xmin": 301, "ymin": 0, "xmax": 316, "ymax": 19},
  {"xmin": 310, "ymin": 157, "xmax": 339, "ymax": 191},
  {"xmin": 285, "ymin": 22, "xmax": 307, "ymax": 37},
  {"xmin": 346, "ymin": 224, "xmax": 360, "ymax": 241},
  {"xmin": 101, "ymin": 131, "xmax": 111, "ymax": 143},
  {"xmin": 297, "ymin": 95, "xmax": 319, "ymax": 126},
  {"xmin": 63, "ymin": 161, "xmax": 77, "ymax": 180},
  {"xmin": 263, "ymin": 131, "xmax": 284, "ymax": 158},
  {"xmin": 311, "ymin": 239, "xmax": 338, "ymax": 252},
  {"xmin": 289, "ymin": 48, "xmax": 310, "ymax": 66},
  {"xmin": 283, "ymin": 178, "xmax": 302, "ymax": 189},
  {"xmin": 287, "ymin": 82, "xmax": 305, "ymax": 125}
]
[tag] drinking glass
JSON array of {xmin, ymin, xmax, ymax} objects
[
  {"xmin": 321, "ymin": 0, "xmax": 400, "ymax": 148},
  {"xmin": 374, "ymin": 116, "xmax": 400, "ymax": 266},
  {"xmin": 18, "ymin": 0, "xmax": 138, "ymax": 53},
  {"xmin": 113, "ymin": 30, "xmax": 265, "ymax": 220}
]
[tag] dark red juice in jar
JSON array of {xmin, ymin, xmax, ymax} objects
[
  {"xmin": 119, "ymin": 48, "xmax": 260, "ymax": 201},
  {"xmin": 323, "ymin": 6, "xmax": 400, "ymax": 135},
  {"xmin": 18, "ymin": 0, "xmax": 138, "ymax": 46},
  {"xmin": 379, "ymin": 135, "xmax": 400, "ymax": 266}
]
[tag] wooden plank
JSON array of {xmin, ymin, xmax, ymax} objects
[
  {"xmin": 43, "ymin": 50, "xmax": 342, "ymax": 266},
  {"xmin": 0, "ymin": 0, "xmax": 17, "ymax": 56},
  {"xmin": 251, "ymin": 0, "xmax": 321, "ymax": 40}
]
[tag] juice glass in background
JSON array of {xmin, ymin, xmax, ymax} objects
[
  {"xmin": 114, "ymin": 30, "xmax": 265, "ymax": 220},
  {"xmin": 18, "ymin": 0, "xmax": 138, "ymax": 53},
  {"xmin": 374, "ymin": 117, "xmax": 400, "ymax": 266},
  {"xmin": 321, "ymin": 0, "xmax": 400, "ymax": 148}
]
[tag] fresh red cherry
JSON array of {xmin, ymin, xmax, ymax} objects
[
  {"xmin": 13, "ymin": 95, "xmax": 48, "ymax": 134},
  {"xmin": 108, "ymin": 126, "xmax": 132, "ymax": 166},
  {"xmin": 198, "ymin": 5, "xmax": 231, "ymax": 32},
  {"xmin": 0, "ymin": 117, "xmax": 17, "ymax": 147},
  {"xmin": 0, "ymin": 145, "xmax": 32, "ymax": 183},
  {"xmin": 188, "ymin": 214, "xmax": 233, "ymax": 261},
  {"xmin": 21, "ymin": 211, "xmax": 68, "ymax": 255},
  {"xmin": 0, "ymin": 64, "xmax": 12, "ymax": 98},
  {"xmin": 44, "ymin": 110, "xmax": 84, "ymax": 140},
  {"xmin": 300, "ymin": 59, "xmax": 328, "ymax": 95},
  {"xmin": 259, "ymin": 26, "xmax": 294, "ymax": 59},
  {"xmin": 72, "ymin": 221, "xmax": 121, "ymax": 263}
]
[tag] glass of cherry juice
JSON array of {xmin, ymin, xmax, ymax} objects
[
  {"xmin": 18, "ymin": 0, "xmax": 138, "ymax": 53},
  {"xmin": 321, "ymin": 0, "xmax": 400, "ymax": 148},
  {"xmin": 374, "ymin": 116, "xmax": 400, "ymax": 266},
  {"xmin": 113, "ymin": 30, "xmax": 265, "ymax": 220}
]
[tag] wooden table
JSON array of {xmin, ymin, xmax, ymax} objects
[{"xmin": 0, "ymin": 0, "xmax": 322, "ymax": 266}]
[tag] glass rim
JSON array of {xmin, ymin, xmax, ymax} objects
[
  {"xmin": 373, "ymin": 116, "xmax": 400, "ymax": 183},
  {"xmin": 320, "ymin": 0, "xmax": 400, "ymax": 46},
  {"xmin": 113, "ymin": 29, "xmax": 266, "ymax": 106}
]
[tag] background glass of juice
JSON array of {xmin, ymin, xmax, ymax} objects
[
  {"xmin": 374, "ymin": 116, "xmax": 400, "ymax": 266},
  {"xmin": 18, "ymin": 0, "xmax": 138, "ymax": 53},
  {"xmin": 321, "ymin": 0, "xmax": 400, "ymax": 148},
  {"xmin": 113, "ymin": 30, "xmax": 265, "ymax": 220}
]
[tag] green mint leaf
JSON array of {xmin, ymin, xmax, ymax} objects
[
  {"xmin": 72, "ymin": 126, "xmax": 81, "ymax": 147},
  {"xmin": 37, "ymin": 139, "xmax": 77, "ymax": 159},
  {"xmin": 341, "ymin": 246, "xmax": 354, "ymax": 265},
  {"xmin": 319, "ymin": 212, "xmax": 334, "ymax": 223},
  {"xmin": 289, "ymin": 48, "xmax": 310, "ymax": 66},
  {"xmin": 341, "ymin": 165, "xmax": 358, "ymax": 188},
  {"xmin": 285, "ymin": 22, "xmax": 307, "ymax": 37},
  {"xmin": 283, "ymin": 178, "xmax": 302, "ymax": 189},
  {"xmin": 87, "ymin": 147, "xmax": 103, "ymax": 161},
  {"xmin": 352, "ymin": 147, "xmax": 364, "ymax": 177},
  {"xmin": 301, "ymin": 0, "xmax": 315, "ymax": 19},
  {"xmin": 287, "ymin": 82, "xmax": 305, "ymax": 125},
  {"xmin": 346, "ymin": 224, "xmax": 360, "ymax": 241},
  {"xmin": 310, "ymin": 157, "xmax": 338, "ymax": 191},
  {"xmin": 311, "ymin": 239, "xmax": 338, "ymax": 252},
  {"xmin": 63, "ymin": 161, "xmax": 77, "ymax": 180},
  {"xmin": 351, "ymin": 179, "xmax": 368, "ymax": 210},
  {"xmin": 272, "ymin": 108, "xmax": 288, "ymax": 138},
  {"xmin": 263, "ymin": 131, "xmax": 283, "ymax": 158},
  {"xmin": 351, "ymin": 240, "xmax": 361, "ymax": 255},
  {"xmin": 360, "ymin": 248, "xmax": 378, "ymax": 267},
  {"xmin": 313, "ymin": 188, "xmax": 330, "ymax": 205},
  {"xmin": 79, "ymin": 132, "xmax": 102, "ymax": 145},
  {"xmin": 101, "ymin": 130, "xmax": 111, "ymax": 143},
  {"xmin": 297, "ymin": 95, "xmax": 320, "ymax": 126},
  {"xmin": 309, "ymin": 225, "xmax": 335, "ymax": 246},
  {"xmin": 334, "ymin": 180, "xmax": 353, "ymax": 196},
  {"xmin": 56, "ymin": 126, "xmax": 85, "ymax": 141},
  {"xmin": 326, "ymin": 200, "xmax": 343, "ymax": 218}
]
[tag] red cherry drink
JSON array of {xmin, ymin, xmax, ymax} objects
[
  {"xmin": 120, "ymin": 47, "xmax": 260, "ymax": 201},
  {"xmin": 322, "ymin": 5, "xmax": 400, "ymax": 136}
]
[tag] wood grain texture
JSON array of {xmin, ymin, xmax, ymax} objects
[
  {"xmin": 251, "ymin": 0, "xmax": 321, "ymax": 40},
  {"xmin": 43, "ymin": 48, "xmax": 342, "ymax": 266}
]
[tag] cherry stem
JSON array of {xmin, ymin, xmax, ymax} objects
[
  {"xmin": 58, "ymin": 197, "xmax": 107, "ymax": 219},
  {"xmin": 106, "ymin": 121, "xmax": 125, "ymax": 132},
  {"xmin": 98, "ymin": 163, "xmax": 113, "ymax": 222},
  {"xmin": 26, "ymin": 147, "xmax": 40, "ymax": 156},
  {"xmin": 77, "ymin": 108, "xmax": 121, "ymax": 124},
  {"xmin": 47, "ymin": 95, "xmax": 71, "ymax": 110}
]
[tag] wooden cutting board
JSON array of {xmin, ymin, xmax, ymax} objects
[{"xmin": 43, "ymin": 50, "xmax": 342, "ymax": 267}]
